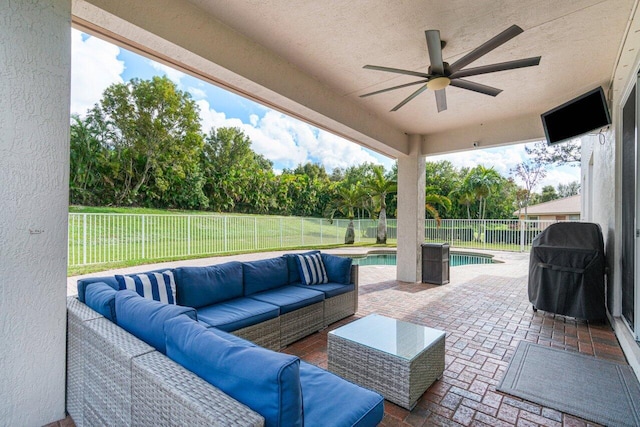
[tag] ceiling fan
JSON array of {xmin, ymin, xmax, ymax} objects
[{"xmin": 360, "ymin": 25, "xmax": 541, "ymax": 112}]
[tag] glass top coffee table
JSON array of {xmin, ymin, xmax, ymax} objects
[{"xmin": 328, "ymin": 314, "xmax": 445, "ymax": 410}]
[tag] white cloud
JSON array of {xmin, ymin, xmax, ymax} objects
[
  {"xmin": 187, "ymin": 86, "xmax": 207, "ymax": 100},
  {"xmin": 70, "ymin": 30, "xmax": 124, "ymax": 115},
  {"xmin": 197, "ymin": 100, "xmax": 387, "ymax": 171},
  {"xmin": 150, "ymin": 61, "xmax": 186, "ymax": 85}
]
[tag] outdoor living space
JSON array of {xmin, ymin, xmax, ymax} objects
[{"xmin": 65, "ymin": 249, "xmax": 626, "ymax": 427}]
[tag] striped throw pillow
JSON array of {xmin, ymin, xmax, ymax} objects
[
  {"xmin": 115, "ymin": 271, "xmax": 176, "ymax": 304},
  {"xmin": 295, "ymin": 253, "xmax": 328, "ymax": 286}
]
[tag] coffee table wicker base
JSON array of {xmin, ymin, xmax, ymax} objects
[{"xmin": 328, "ymin": 333, "xmax": 445, "ymax": 410}]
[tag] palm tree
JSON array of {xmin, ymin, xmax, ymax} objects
[
  {"xmin": 425, "ymin": 186, "xmax": 452, "ymax": 226},
  {"xmin": 466, "ymin": 166, "xmax": 501, "ymax": 220},
  {"xmin": 327, "ymin": 184, "xmax": 367, "ymax": 244},
  {"xmin": 449, "ymin": 185, "xmax": 475, "ymax": 220},
  {"xmin": 364, "ymin": 167, "xmax": 397, "ymax": 244}
]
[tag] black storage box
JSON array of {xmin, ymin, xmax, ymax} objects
[{"xmin": 422, "ymin": 243, "xmax": 450, "ymax": 285}]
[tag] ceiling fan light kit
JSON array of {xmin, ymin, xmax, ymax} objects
[{"xmin": 361, "ymin": 25, "xmax": 541, "ymax": 112}]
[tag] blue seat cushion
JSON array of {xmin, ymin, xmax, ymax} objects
[
  {"xmin": 243, "ymin": 257, "xmax": 289, "ymax": 295},
  {"xmin": 283, "ymin": 251, "xmax": 319, "ymax": 284},
  {"xmin": 174, "ymin": 262, "xmax": 243, "ymax": 308},
  {"xmin": 299, "ymin": 361, "xmax": 384, "ymax": 427},
  {"xmin": 84, "ymin": 282, "xmax": 117, "ymax": 322},
  {"xmin": 321, "ymin": 253, "xmax": 353, "ymax": 285},
  {"xmin": 296, "ymin": 282, "xmax": 355, "ymax": 298},
  {"xmin": 165, "ymin": 316, "xmax": 303, "ymax": 427},
  {"xmin": 196, "ymin": 298, "xmax": 279, "ymax": 332},
  {"xmin": 77, "ymin": 276, "xmax": 118, "ymax": 303},
  {"xmin": 249, "ymin": 286, "xmax": 324, "ymax": 314},
  {"xmin": 115, "ymin": 290, "xmax": 197, "ymax": 353}
]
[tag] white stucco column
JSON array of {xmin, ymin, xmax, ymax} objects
[
  {"xmin": 396, "ymin": 135, "xmax": 426, "ymax": 282},
  {"xmin": 0, "ymin": 1, "xmax": 70, "ymax": 424}
]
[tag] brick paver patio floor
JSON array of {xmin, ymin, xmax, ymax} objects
[{"xmin": 283, "ymin": 252, "xmax": 627, "ymax": 427}]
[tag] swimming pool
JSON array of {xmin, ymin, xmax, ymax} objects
[{"xmin": 349, "ymin": 252, "xmax": 495, "ymax": 266}]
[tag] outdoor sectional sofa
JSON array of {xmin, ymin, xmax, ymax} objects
[{"xmin": 68, "ymin": 251, "xmax": 384, "ymax": 426}]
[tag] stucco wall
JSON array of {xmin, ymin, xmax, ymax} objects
[
  {"xmin": 0, "ymin": 0, "xmax": 70, "ymax": 424},
  {"xmin": 583, "ymin": 132, "xmax": 617, "ymax": 313}
]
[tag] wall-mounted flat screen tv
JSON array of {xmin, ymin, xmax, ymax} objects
[{"xmin": 541, "ymin": 86, "xmax": 611, "ymax": 145}]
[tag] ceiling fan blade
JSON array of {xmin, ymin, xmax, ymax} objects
[
  {"xmin": 435, "ymin": 89, "xmax": 447, "ymax": 112},
  {"xmin": 450, "ymin": 79, "xmax": 502, "ymax": 96},
  {"xmin": 360, "ymin": 79, "xmax": 430, "ymax": 98},
  {"xmin": 449, "ymin": 25, "xmax": 524, "ymax": 73},
  {"xmin": 450, "ymin": 56, "xmax": 541, "ymax": 79},
  {"xmin": 425, "ymin": 30, "xmax": 444, "ymax": 75},
  {"xmin": 390, "ymin": 84, "xmax": 428, "ymax": 111},
  {"xmin": 363, "ymin": 65, "xmax": 431, "ymax": 79}
]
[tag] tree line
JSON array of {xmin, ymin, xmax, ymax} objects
[{"xmin": 70, "ymin": 76, "xmax": 579, "ymax": 228}]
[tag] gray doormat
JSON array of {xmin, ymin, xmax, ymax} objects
[{"xmin": 497, "ymin": 341, "xmax": 640, "ymax": 427}]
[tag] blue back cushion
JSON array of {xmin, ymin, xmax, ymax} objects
[
  {"xmin": 165, "ymin": 316, "xmax": 303, "ymax": 427},
  {"xmin": 283, "ymin": 251, "xmax": 319, "ymax": 284},
  {"xmin": 321, "ymin": 253, "xmax": 353, "ymax": 284},
  {"xmin": 77, "ymin": 276, "xmax": 118, "ymax": 303},
  {"xmin": 115, "ymin": 290, "xmax": 197, "ymax": 353},
  {"xmin": 84, "ymin": 282, "xmax": 117, "ymax": 322},
  {"xmin": 174, "ymin": 262, "xmax": 243, "ymax": 308},
  {"xmin": 243, "ymin": 257, "xmax": 289, "ymax": 296}
]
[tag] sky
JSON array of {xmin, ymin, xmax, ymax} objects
[{"xmin": 70, "ymin": 29, "xmax": 581, "ymax": 190}]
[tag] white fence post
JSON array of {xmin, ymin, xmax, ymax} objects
[
  {"xmin": 254, "ymin": 217, "xmax": 258, "ymax": 249},
  {"xmin": 520, "ymin": 220, "xmax": 525, "ymax": 253},
  {"xmin": 141, "ymin": 215, "xmax": 146, "ymax": 259},
  {"xmin": 187, "ymin": 215, "xmax": 191, "ymax": 256},
  {"xmin": 82, "ymin": 213, "xmax": 87, "ymax": 265}
]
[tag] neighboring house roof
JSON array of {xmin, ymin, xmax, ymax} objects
[{"xmin": 513, "ymin": 195, "xmax": 581, "ymax": 216}]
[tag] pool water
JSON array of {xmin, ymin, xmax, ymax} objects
[{"xmin": 350, "ymin": 253, "xmax": 494, "ymax": 267}]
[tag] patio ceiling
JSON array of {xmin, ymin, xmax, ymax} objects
[{"xmin": 74, "ymin": 0, "xmax": 635, "ymax": 157}]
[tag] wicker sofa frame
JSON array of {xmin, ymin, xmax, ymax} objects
[{"xmin": 68, "ymin": 265, "xmax": 359, "ymax": 425}]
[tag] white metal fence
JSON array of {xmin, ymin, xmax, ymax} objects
[
  {"xmin": 68, "ymin": 213, "xmax": 565, "ymax": 267},
  {"xmin": 68, "ymin": 213, "xmax": 384, "ymax": 267},
  {"xmin": 424, "ymin": 218, "xmax": 561, "ymax": 252}
]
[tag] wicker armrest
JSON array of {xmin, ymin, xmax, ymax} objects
[{"xmin": 132, "ymin": 352, "xmax": 264, "ymax": 426}]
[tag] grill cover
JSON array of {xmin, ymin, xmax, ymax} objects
[{"xmin": 528, "ymin": 222, "xmax": 606, "ymax": 321}]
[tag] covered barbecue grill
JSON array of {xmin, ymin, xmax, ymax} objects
[{"xmin": 528, "ymin": 222, "xmax": 606, "ymax": 321}]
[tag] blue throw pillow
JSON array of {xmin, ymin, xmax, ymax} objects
[
  {"xmin": 84, "ymin": 281, "xmax": 117, "ymax": 322},
  {"xmin": 165, "ymin": 316, "xmax": 303, "ymax": 427},
  {"xmin": 283, "ymin": 251, "xmax": 320, "ymax": 284},
  {"xmin": 321, "ymin": 253, "xmax": 353, "ymax": 284},
  {"xmin": 115, "ymin": 290, "xmax": 196, "ymax": 353},
  {"xmin": 115, "ymin": 270, "xmax": 176, "ymax": 304},
  {"xmin": 295, "ymin": 252, "xmax": 328, "ymax": 286}
]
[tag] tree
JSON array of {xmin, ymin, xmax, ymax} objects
[
  {"xmin": 525, "ymin": 140, "xmax": 581, "ymax": 166},
  {"xmin": 364, "ymin": 167, "xmax": 397, "ymax": 244},
  {"xmin": 69, "ymin": 114, "xmax": 109, "ymax": 205},
  {"xmin": 540, "ymin": 185, "xmax": 559, "ymax": 203},
  {"xmin": 327, "ymin": 184, "xmax": 367, "ymax": 244},
  {"xmin": 88, "ymin": 76, "xmax": 205, "ymax": 207},
  {"xmin": 425, "ymin": 186, "xmax": 452, "ymax": 225},
  {"xmin": 201, "ymin": 127, "xmax": 274, "ymax": 212},
  {"xmin": 511, "ymin": 161, "xmax": 547, "ymax": 219},
  {"xmin": 465, "ymin": 166, "xmax": 502, "ymax": 220},
  {"xmin": 558, "ymin": 181, "xmax": 581, "ymax": 197}
]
